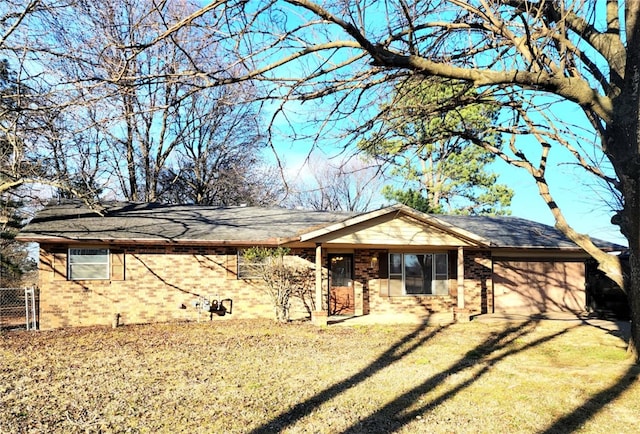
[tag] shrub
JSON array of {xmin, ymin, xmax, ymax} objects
[{"xmin": 242, "ymin": 247, "xmax": 314, "ymax": 322}]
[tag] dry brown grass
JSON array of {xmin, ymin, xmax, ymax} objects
[{"xmin": 1, "ymin": 318, "xmax": 639, "ymax": 433}]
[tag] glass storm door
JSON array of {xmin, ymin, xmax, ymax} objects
[{"xmin": 329, "ymin": 254, "xmax": 355, "ymax": 315}]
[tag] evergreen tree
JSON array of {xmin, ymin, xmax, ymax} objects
[
  {"xmin": 0, "ymin": 199, "xmax": 36, "ymax": 287},
  {"xmin": 361, "ymin": 78, "xmax": 513, "ymax": 215}
]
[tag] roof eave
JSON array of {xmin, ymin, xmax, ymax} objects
[{"xmin": 14, "ymin": 235, "xmax": 284, "ymax": 247}]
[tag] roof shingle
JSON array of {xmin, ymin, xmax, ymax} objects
[
  {"xmin": 17, "ymin": 201, "xmax": 625, "ymax": 251},
  {"xmin": 18, "ymin": 201, "xmax": 355, "ymax": 243}
]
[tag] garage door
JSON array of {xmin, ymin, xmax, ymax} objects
[{"xmin": 493, "ymin": 260, "xmax": 586, "ymax": 314}]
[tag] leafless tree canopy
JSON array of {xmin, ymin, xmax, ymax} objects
[
  {"xmin": 0, "ymin": 0, "xmax": 281, "ymax": 206},
  {"xmin": 122, "ymin": 1, "xmax": 625, "ymax": 273},
  {"xmin": 285, "ymin": 154, "xmax": 384, "ymax": 212}
]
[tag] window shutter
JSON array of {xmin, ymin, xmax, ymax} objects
[
  {"xmin": 378, "ymin": 251, "xmax": 389, "ymax": 297},
  {"xmin": 378, "ymin": 251, "xmax": 389, "ymax": 279},
  {"xmin": 53, "ymin": 251, "xmax": 67, "ymax": 281},
  {"xmin": 111, "ymin": 250, "xmax": 125, "ymax": 281}
]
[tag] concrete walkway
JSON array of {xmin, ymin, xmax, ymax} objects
[{"xmin": 328, "ymin": 312, "xmax": 455, "ymax": 327}]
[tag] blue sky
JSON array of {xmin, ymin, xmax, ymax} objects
[
  {"xmin": 264, "ymin": 98, "xmax": 627, "ymax": 247},
  {"xmin": 279, "ymin": 142, "xmax": 626, "ymax": 246},
  {"xmin": 495, "ymin": 160, "xmax": 625, "ymax": 245},
  {"xmin": 247, "ymin": 0, "xmax": 626, "ymax": 246}
]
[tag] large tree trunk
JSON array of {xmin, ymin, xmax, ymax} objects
[
  {"xmin": 605, "ymin": 0, "xmax": 640, "ymax": 363},
  {"xmin": 614, "ymin": 157, "xmax": 640, "ymax": 362},
  {"xmin": 609, "ymin": 135, "xmax": 640, "ymax": 363},
  {"xmin": 627, "ymin": 252, "xmax": 640, "ymax": 359}
]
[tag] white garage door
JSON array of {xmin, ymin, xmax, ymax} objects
[{"xmin": 493, "ymin": 260, "xmax": 586, "ymax": 314}]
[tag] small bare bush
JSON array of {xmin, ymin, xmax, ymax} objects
[{"xmin": 242, "ymin": 247, "xmax": 314, "ymax": 322}]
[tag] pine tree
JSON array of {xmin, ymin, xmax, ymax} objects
[{"xmin": 360, "ymin": 77, "xmax": 513, "ymax": 215}]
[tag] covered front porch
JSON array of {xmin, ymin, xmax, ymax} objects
[{"xmin": 308, "ymin": 244, "xmax": 474, "ymax": 327}]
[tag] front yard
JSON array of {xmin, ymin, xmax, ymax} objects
[{"xmin": 1, "ymin": 318, "xmax": 638, "ymax": 433}]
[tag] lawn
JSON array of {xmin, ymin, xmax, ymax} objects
[{"xmin": 1, "ymin": 318, "xmax": 639, "ymax": 433}]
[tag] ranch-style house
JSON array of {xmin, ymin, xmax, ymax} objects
[{"xmin": 16, "ymin": 201, "xmax": 623, "ymax": 329}]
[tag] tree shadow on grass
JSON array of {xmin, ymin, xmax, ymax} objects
[
  {"xmin": 341, "ymin": 319, "xmax": 551, "ymax": 433},
  {"xmin": 249, "ymin": 320, "xmax": 452, "ymax": 434},
  {"xmin": 342, "ymin": 319, "xmax": 637, "ymax": 434},
  {"xmin": 251, "ymin": 318, "xmax": 637, "ymax": 433},
  {"xmin": 539, "ymin": 364, "xmax": 639, "ymax": 433}
]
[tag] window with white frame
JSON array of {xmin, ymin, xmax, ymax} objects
[
  {"xmin": 68, "ymin": 248, "xmax": 110, "ymax": 280},
  {"xmin": 388, "ymin": 253, "xmax": 449, "ymax": 296}
]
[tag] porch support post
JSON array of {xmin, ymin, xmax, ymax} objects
[
  {"xmin": 312, "ymin": 243, "xmax": 328, "ymax": 326},
  {"xmin": 315, "ymin": 243, "xmax": 323, "ymax": 310},
  {"xmin": 454, "ymin": 246, "xmax": 471, "ymax": 322},
  {"xmin": 457, "ymin": 246, "xmax": 465, "ymax": 309}
]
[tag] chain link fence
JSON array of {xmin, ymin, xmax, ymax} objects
[{"xmin": 0, "ymin": 287, "xmax": 38, "ymax": 330}]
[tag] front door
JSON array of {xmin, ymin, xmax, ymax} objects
[{"xmin": 329, "ymin": 254, "xmax": 354, "ymax": 315}]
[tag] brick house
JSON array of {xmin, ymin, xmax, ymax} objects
[{"xmin": 17, "ymin": 201, "xmax": 623, "ymax": 329}]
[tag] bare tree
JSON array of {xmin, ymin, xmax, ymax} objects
[
  {"xmin": 242, "ymin": 247, "xmax": 315, "ymax": 322},
  {"xmin": 286, "ymin": 154, "xmax": 384, "ymax": 211},
  {"xmin": 140, "ymin": 1, "xmax": 640, "ymax": 359},
  {"xmin": 38, "ymin": 0, "xmax": 200, "ymax": 201},
  {"xmin": 156, "ymin": 84, "xmax": 284, "ymax": 206},
  {"xmin": 0, "ymin": 0, "xmax": 281, "ymax": 209},
  {"xmin": 31, "ymin": 0, "xmax": 269, "ymax": 204},
  {"xmin": 0, "ymin": 0, "xmax": 118, "ymax": 208},
  {"xmin": 0, "ymin": 2, "xmax": 50, "ymax": 197},
  {"xmin": 4, "ymin": 0, "xmax": 640, "ymax": 358}
]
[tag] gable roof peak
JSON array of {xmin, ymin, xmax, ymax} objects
[{"xmin": 299, "ymin": 204, "xmax": 492, "ymax": 246}]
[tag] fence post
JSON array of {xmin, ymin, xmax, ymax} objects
[
  {"xmin": 24, "ymin": 287, "xmax": 37, "ymax": 330},
  {"xmin": 25, "ymin": 287, "xmax": 29, "ymax": 329}
]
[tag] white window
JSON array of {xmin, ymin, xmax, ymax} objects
[
  {"xmin": 69, "ymin": 248, "xmax": 110, "ymax": 280},
  {"xmin": 388, "ymin": 253, "xmax": 448, "ymax": 296}
]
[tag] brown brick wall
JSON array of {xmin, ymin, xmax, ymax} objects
[
  {"xmin": 463, "ymin": 250, "xmax": 493, "ymax": 315},
  {"xmin": 38, "ymin": 244, "xmax": 316, "ymax": 329},
  {"xmin": 36, "ymin": 244, "xmax": 491, "ymax": 328},
  {"xmin": 353, "ymin": 249, "xmax": 385, "ymax": 315},
  {"xmin": 370, "ymin": 285, "xmax": 456, "ymax": 319}
]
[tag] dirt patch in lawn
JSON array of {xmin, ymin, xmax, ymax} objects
[{"xmin": 1, "ymin": 318, "xmax": 638, "ymax": 433}]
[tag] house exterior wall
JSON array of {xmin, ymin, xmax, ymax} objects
[
  {"xmin": 35, "ymin": 242, "xmax": 587, "ymax": 329},
  {"xmin": 359, "ymin": 249, "xmax": 460, "ymax": 323},
  {"xmin": 462, "ymin": 250, "xmax": 494, "ymax": 315},
  {"xmin": 368, "ymin": 286, "xmax": 457, "ymax": 322},
  {"xmin": 37, "ymin": 244, "xmax": 317, "ymax": 329},
  {"xmin": 316, "ymin": 214, "xmax": 475, "ymax": 246}
]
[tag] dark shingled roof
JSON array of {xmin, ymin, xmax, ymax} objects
[
  {"xmin": 18, "ymin": 201, "xmax": 355, "ymax": 243},
  {"xmin": 17, "ymin": 201, "xmax": 625, "ymax": 251},
  {"xmin": 435, "ymin": 214, "xmax": 622, "ymax": 250}
]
